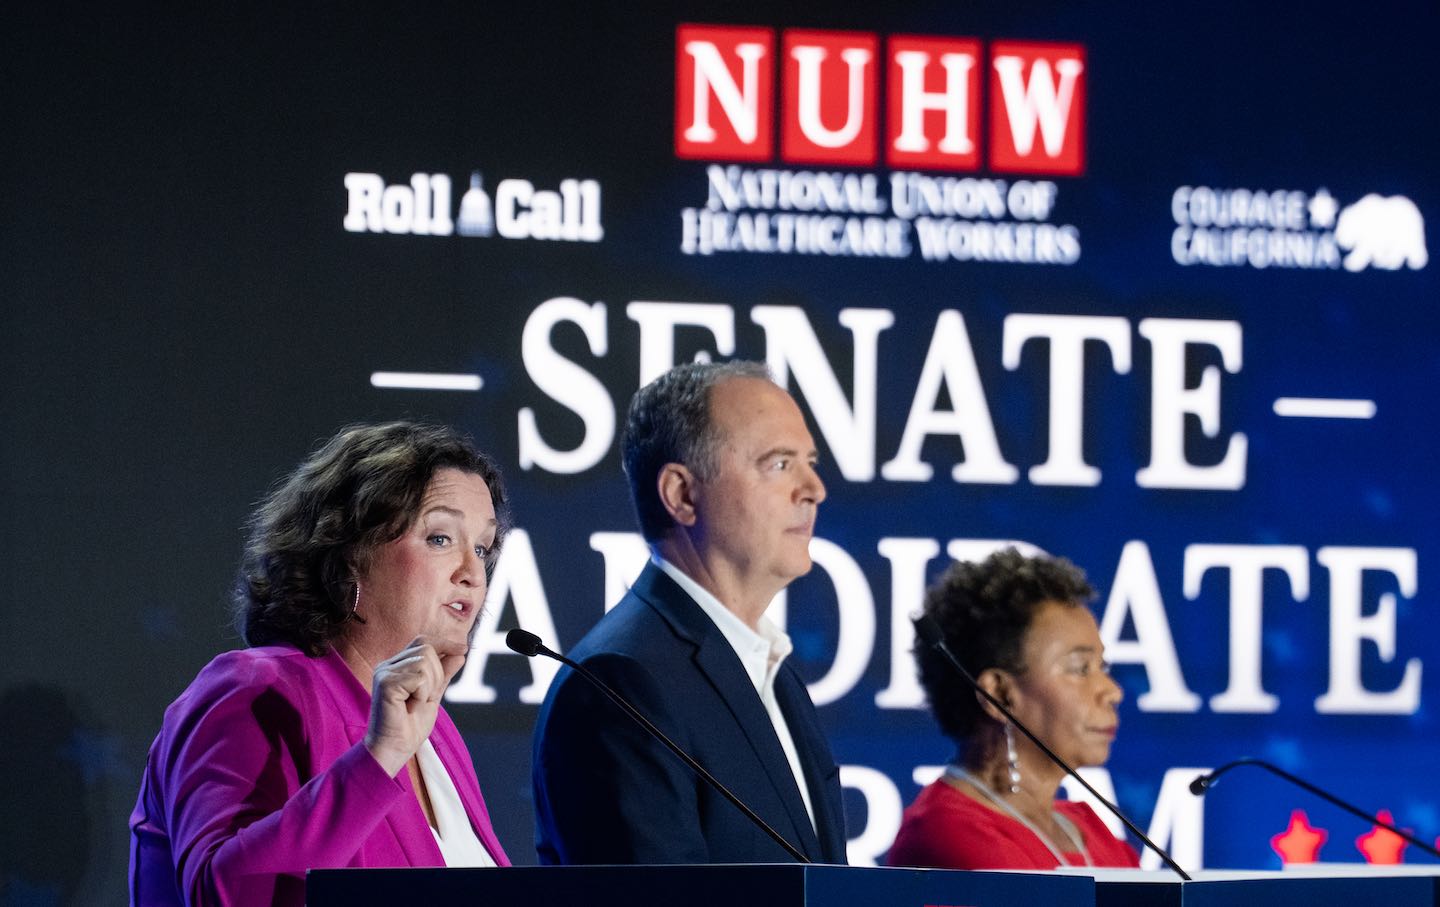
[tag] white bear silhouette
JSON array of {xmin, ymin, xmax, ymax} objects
[{"xmin": 1334, "ymin": 194, "xmax": 1428, "ymax": 272}]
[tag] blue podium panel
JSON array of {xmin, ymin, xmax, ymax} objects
[
  {"xmin": 1093, "ymin": 872, "xmax": 1439, "ymax": 907},
  {"xmin": 307, "ymin": 864, "xmax": 1093, "ymax": 907}
]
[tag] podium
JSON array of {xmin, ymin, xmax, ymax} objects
[
  {"xmin": 307, "ymin": 864, "xmax": 1091, "ymax": 906},
  {"xmin": 1081, "ymin": 867, "xmax": 1440, "ymax": 907},
  {"xmin": 308, "ymin": 863, "xmax": 1440, "ymax": 907}
]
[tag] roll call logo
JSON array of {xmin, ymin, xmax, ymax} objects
[
  {"xmin": 342, "ymin": 171, "xmax": 603, "ymax": 243},
  {"xmin": 674, "ymin": 25, "xmax": 1086, "ymax": 262}
]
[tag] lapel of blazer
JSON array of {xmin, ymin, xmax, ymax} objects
[
  {"xmin": 429, "ymin": 712, "xmax": 511, "ymax": 866},
  {"xmin": 633, "ymin": 564, "xmax": 825, "ymax": 861},
  {"xmin": 316, "ymin": 647, "xmax": 443, "ymax": 867},
  {"xmin": 773, "ymin": 665, "xmax": 845, "ymax": 863}
]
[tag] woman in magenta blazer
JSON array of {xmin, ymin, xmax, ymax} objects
[{"xmin": 130, "ymin": 422, "xmax": 512, "ymax": 906}]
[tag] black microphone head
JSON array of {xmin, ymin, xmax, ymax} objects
[
  {"xmin": 506, "ymin": 628, "xmax": 544, "ymax": 657},
  {"xmin": 914, "ymin": 614, "xmax": 946, "ymax": 648},
  {"xmin": 1188, "ymin": 774, "xmax": 1211, "ymax": 796}
]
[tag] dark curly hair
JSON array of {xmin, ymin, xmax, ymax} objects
[
  {"xmin": 915, "ymin": 547, "xmax": 1094, "ymax": 742},
  {"xmin": 234, "ymin": 421, "xmax": 510, "ymax": 656},
  {"xmin": 621, "ymin": 359, "xmax": 772, "ymax": 541}
]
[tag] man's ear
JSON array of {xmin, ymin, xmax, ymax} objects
[{"xmin": 657, "ymin": 462, "xmax": 699, "ymax": 527}]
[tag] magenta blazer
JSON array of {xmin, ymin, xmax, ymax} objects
[{"xmin": 129, "ymin": 644, "xmax": 509, "ymax": 906}]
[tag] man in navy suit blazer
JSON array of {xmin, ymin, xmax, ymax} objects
[{"xmin": 532, "ymin": 360, "xmax": 847, "ymax": 864}]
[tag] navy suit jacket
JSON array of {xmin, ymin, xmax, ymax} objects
[{"xmin": 532, "ymin": 563, "xmax": 848, "ymax": 864}]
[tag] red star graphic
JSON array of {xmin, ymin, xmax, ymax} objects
[
  {"xmin": 1271, "ymin": 809, "xmax": 1327, "ymax": 864},
  {"xmin": 1356, "ymin": 809, "xmax": 1409, "ymax": 864}
]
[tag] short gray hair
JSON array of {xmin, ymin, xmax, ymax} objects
[{"xmin": 621, "ymin": 360, "xmax": 772, "ymax": 541}]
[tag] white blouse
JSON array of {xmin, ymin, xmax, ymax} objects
[{"xmin": 415, "ymin": 739, "xmax": 497, "ymax": 868}]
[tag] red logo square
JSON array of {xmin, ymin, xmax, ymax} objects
[
  {"xmin": 885, "ymin": 35, "xmax": 982, "ymax": 172},
  {"xmin": 988, "ymin": 41, "xmax": 1086, "ymax": 175},
  {"xmin": 780, "ymin": 30, "xmax": 879, "ymax": 166},
  {"xmin": 675, "ymin": 24, "xmax": 775, "ymax": 161}
]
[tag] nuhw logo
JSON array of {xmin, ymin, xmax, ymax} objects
[{"xmin": 675, "ymin": 24, "xmax": 1085, "ymax": 175}]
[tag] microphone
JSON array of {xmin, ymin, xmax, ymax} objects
[
  {"xmin": 1190, "ymin": 757, "xmax": 1440, "ymax": 859},
  {"xmin": 913, "ymin": 615, "xmax": 1191, "ymax": 880},
  {"xmin": 506, "ymin": 628, "xmax": 811, "ymax": 864}
]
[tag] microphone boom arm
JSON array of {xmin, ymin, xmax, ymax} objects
[{"xmin": 1191, "ymin": 757, "xmax": 1440, "ymax": 860}]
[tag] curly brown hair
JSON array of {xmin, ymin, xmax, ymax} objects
[
  {"xmin": 915, "ymin": 547, "xmax": 1094, "ymax": 742},
  {"xmin": 234, "ymin": 421, "xmax": 509, "ymax": 655}
]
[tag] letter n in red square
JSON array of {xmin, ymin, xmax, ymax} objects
[{"xmin": 676, "ymin": 24, "xmax": 775, "ymax": 161}]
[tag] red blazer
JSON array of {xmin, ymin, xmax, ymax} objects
[
  {"xmin": 129, "ymin": 645, "xmax": 508, "ymax": 906},
  {"xmin": 887, "ymin": 778, "xmax": 1140, "ymax": 870}
]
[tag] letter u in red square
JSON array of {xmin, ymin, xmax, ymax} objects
[{"xmin": 781, "ymin": 30, "xmax": 879, "ymax": 166}]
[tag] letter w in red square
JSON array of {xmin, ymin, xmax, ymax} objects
[
  {"xmin": 886, "ymin": 36, "xmax": 981, "ymax": 172},
  {"xmin": 676, "ymin": 24, "xmax": 774, "ymax": 161},
  {"xmin": 989, "ymin": 41, "xmax": 1086, "ymax": 175},
  {"xmin": 781, "ymin": 30, "xmax": 878, "ymax": 166}
]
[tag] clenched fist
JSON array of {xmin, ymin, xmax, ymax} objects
[{"xmin": 362, "ymin": 636, "xmax": 469, "ymax": 776}]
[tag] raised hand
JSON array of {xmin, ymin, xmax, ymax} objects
[{"xmin": 362, "ymin": 636, "xmax": 469, "ymax": 776}]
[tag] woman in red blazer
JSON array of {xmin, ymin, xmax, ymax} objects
[
  {"xmin": 130, "ymin": 422, "xmax": 512, "ymax": 906},
  {"xmin": 888, "ymin": 548, "xmax": 1140, "ymax": 871}
]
